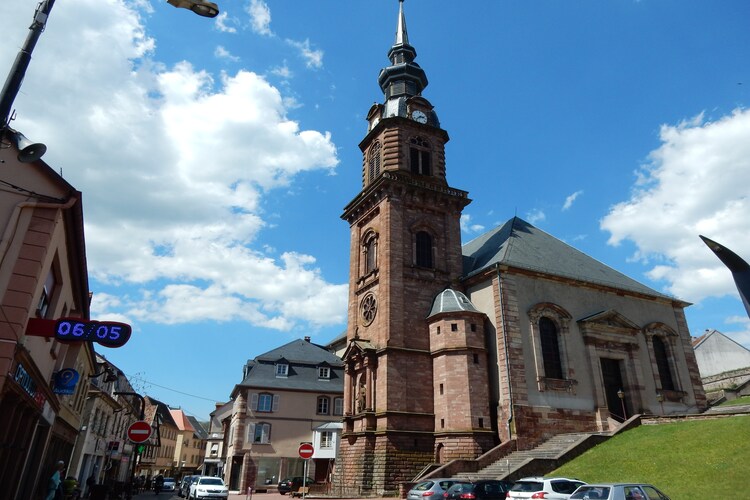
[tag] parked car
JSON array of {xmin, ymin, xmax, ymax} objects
[
  {"xmin": 189, "ymin": 476, "xmax": 229, "ymax": 499},
  {"xmin": 162, "ymin": 477, "xmax": 177, "ymax": 492},
  {"xmin": 443, "ymin": 479, "xmax": 513, "ymax": 500},
  {"xmin": 407, "ymin": 478, "xmax": 465, "ymax": 500},
  {"xmin": 179, "ymin": 475, "xmax": 200, "ymax": 498},
  {"xmin": 278, "ymin": 477, "xmax": 315, "ymax": 495},
  {"xmin": 507, "ymin": 477, "xmax": 586, "ymax": 499},
  {"xmin": 569, "ymin": 483, "xmax": 671, "ymax": 500}
]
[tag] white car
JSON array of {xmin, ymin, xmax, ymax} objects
[
  {"xmin": 569, "ymin": 483, "xmax": 671, "ymax": 500},
  {"xmin": 507, "ymin": 477, "xmax": 587, "ymax": 499},
  {"xmin": 162, "ymin": 477, "xmax": 177, "ymax": 492},
  {"xmin": 189, "ymin": 476, "xmax": 229, "ymax": 499}
]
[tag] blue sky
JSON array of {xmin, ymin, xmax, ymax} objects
[{"xmin": 2, "ymin": 0, "xmax": 749, "ymax": 421}]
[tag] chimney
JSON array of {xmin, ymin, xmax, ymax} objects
[{"xmin": 304, "ymin": 336, "xmax": 311, "ymax": 342}]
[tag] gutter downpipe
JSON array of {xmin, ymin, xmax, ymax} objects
[{"xmin": 496, "ymin": 264, "xmax": 513, "ymax": 441}]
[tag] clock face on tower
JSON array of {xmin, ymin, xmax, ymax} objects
[{"xmin": 411, "ymin": 110, "xmax": 428, "ymax": 124}]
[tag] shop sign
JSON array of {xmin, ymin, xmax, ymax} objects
[
  {"xmin": 14, "ymin": 363, "xmax": 45, "ymax": 407},
  {"xmin": 53, "ymin": 368, "xmax": 80, "ymax": 395}
]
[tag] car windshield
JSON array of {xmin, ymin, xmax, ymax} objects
[
  {"xmin": 570, "ymin": 486, "xmax": 611, "ymax": 499},
  {"xmin": 164, "ymin": 479, "xmax": 175, "ymax": 484},
  {"xmin": 200, "ymin": 478, "xmax": 224, "ymax": 485},
  {"xmin": 511, "ymin": 481, "xmax": 543, "ymax": 492}
]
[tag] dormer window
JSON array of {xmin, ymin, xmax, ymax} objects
[
  {"xmin": 275, "ymin": 363, "xmax": 288, "ymax": 377},
  {"xmin": 318, "ymin": 366, "xmax": 330, "ymax": 379}
]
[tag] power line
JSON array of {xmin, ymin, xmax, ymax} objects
[{"xmin": 126, "ymin": 373, "xmax": 223, "ymax": 403}]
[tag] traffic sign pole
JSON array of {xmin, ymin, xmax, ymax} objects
[{"xmin": 298, "ymin": 443, "xmax": 314, "ymax": 500}]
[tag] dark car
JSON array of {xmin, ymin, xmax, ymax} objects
[
  {"xmin": 278, "ymin": 477, "xmax": 315, "ymax": 495},
  {"xmin": 179, "ymin": 475, "xmax": 200, "ymax": 498},
  {"xmin": 443, "ymin": 480, "xmax": 512, "ymax": 500}
]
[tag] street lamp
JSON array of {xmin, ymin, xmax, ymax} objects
[
  {"xmin": 0, "ymin": 0, "xmax": 220, "ymax": 143},
  {"xmin": 617, "ymin": 389, "xmax": 627, "ymax": 420}
]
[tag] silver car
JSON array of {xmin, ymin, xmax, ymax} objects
[
  {"xmin": 569, "ymin": 483, "xmax": 670, "ymax": 500},
  {"xmin": 407, "ymin": 478, "xmax": 464, "ymax": 500}
]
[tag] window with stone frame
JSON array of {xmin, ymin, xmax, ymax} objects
[
  {"xmin": 363, "ymin": 231, "xmax": 378, "ymax": 275},
  {"xmin": 409, "ymin": 136, "xmax": 431, "ymax": 175},
  {"xmin": 333, "ymin": 397, "xmax": 344, "ymax": 416},
  {"xmin": 37, "ymin": 265, "xmax": 58, "ymax": 318},
  {"xmin": 249, "ymin": 422, "xmax": 271, "ymax": 444},
  {"xmin": 539, "ymin": 317, "xmax": 564, "ymax": 380},
  {"xmin": 415, "ymin": 230, "xmax": 433, "ymax": 268},
  {"xmin": 251, "ymin": 392, "xmax": 279, "ymax": 413},
  {"xmin": 528, "ymin": 303, "xmax": 573, "ymax": 390},
  {"xmin": 368, "ymin": 141, "xmax": 382, "ymax": 183},
  {"xmin": 317, "ymin": 396, "xmax": 330, "ymax": 415}
]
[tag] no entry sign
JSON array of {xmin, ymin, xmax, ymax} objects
[
  {"xmin": 298, "ymin": 443, "xmax": 314, "ymax": 459},
  {"xmin": 127, "ymin": 420, "xmax": 152, "ymax": 443}
]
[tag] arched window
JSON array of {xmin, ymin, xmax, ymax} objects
[
  {"xmin": 652, "ymin": 336, "xmax": 675, "ymax": 391},
  {"xmin": 415, "ymin": 231, "xmax": 433, "ymax": 268},
  {"xmin": 539, "ymin": 317, "xmax": 563, "ymax": 379},
  {"xmin": 364, "ymin": 232, "xmax": 378, "ymax": 274},
  {"xmin": 409, "ymin": 136, "xmax": 431, "ymax": 175},
  {"xmin": 368, "ymin": 142, "xmax": 381, "ymax": 182}
]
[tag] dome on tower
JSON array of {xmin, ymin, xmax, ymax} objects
[{"xmin": 428, "ymin": 288, "xmax": 479, "ymax": 318}]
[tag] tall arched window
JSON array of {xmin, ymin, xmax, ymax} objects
[
  {"xmin": 364, "ymin": 232, "xmax": 378, "ymax": 274},
  {"xmin": 415, "ymin": 231, "xmax": 433, "ymax": 268},
  {"xmin": 652, "ymin": 336, "xmax": 675, "ymax": 391},
  {"xmin": 409, "ymin": 136, "xmax": 431, "ymax": 175},
  {"xmin": 368, "ymin": 142, "xmax": 381, "ymax": 182},
  {"xmin": 539, "ymin": 317, "xmax": 563, "ymax": 379}
]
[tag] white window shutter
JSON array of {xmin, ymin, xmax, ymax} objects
[
  {"xmin": 247, "ymin": 422, "xmax": 255, "ymax": 442},
  {"xmin": 262, "ymin": 423, "xmax": 271, "ymax": 443},
  {"xmin": 250, "ymin": 393, "xmax": 258, "ymax": 411},
  {"xmin": 272, "ymin": 394, "xmax": 279, "ymax": 412}
]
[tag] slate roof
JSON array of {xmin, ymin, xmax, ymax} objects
[
  {"xmin": 235, "ymin": 338, "xmax": 344, "ymax": 393},
  {"xmin": 186, "ymin": 415, "xmax": 208, "ymax": 439},
  {"xmin": 462, "ymin": 217, "xmax": 672, "ymax": 300}
]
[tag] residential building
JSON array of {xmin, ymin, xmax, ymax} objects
[
  {"xmin": 171, "ymin": 408, "xmax": 208, "ymax": 479},
  {"xmin": 203, "ymin": 401, "xmax": 232, "ymax": 478},
  {"xmin": 138, "ymin": 396, "xmax": 179, "ymax": 480},
  {"xmin": 0, "ymin": 125, "xmax": 92, "ymax": 499},
  {"xmin": 68, "ymin": 354, "xmax": 141, "ymax": 489},
  {"xmin": 334, "ymin": 2, "xmax": 707, "ymax": 496},
  {"xmin": 225, "ymin": 337, "xmax": 344, "ymax": 493}
]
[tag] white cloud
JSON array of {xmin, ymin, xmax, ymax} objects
[
  {"xmin": 526, "ymin": 209, "xmax": 546, "ymax": 225},
  {"xmin": 562, "ymin": 190, "xmax": 583, "ymax": 211},
  {"xmin": 215, "ymin": 45, "xmax": 240, "ymax": 62},
  {"xmin": 286, "ymin": 39, "xmax": 324, "ymax": 69},
  {"xmin": 0, "ymin": 0, "xmax": 344, "ymax": 331},
  {"xmin": 271, "ymin": 63, "xmax": 293, "ymax": 79},
  {"xmin": 215, "ymin": 11, "xmax": 238, "ymax": 34},
  {"xmin": 460, "ymin": 214, "xmax": 485, "ymax": 234},
  {"xmin": 601, "ymin": 109, "xmax": 750, "ymax": 303},
  {"xmin": 247, "ymin": 0, "xmax": 272, "ymax": 36}
]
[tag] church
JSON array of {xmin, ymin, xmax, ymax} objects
[{"xmin": 334, "ymin": 1, "xmax": 706, "ymax": 496}]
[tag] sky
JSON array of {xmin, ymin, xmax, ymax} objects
[{"xmin": 1, "ymin": 0, "xmax": 749, "ymax": 421}]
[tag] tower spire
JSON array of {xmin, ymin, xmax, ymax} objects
[{"xmin": 378, "ymin": 0, "xmax": 428, "ymax": 107}]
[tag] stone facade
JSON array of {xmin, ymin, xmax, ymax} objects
[{"xmin": 335, "ymin": 2, "xmax": 707, "ymax": 495}]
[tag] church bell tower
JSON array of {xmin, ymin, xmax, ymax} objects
[{"xmin": 337, "ymin": 1, "xmax": 473, "ymax": 494}]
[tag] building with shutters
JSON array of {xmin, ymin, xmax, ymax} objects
[{"xmin": 224, "ymin": 337, "xmax": 343, "ymax": 493}]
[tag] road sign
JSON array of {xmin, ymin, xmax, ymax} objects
[
  {"xmin": 298, "ymin": 442, "xmax": 314, "ymax": 459},
  {"xmin": 127, "ymin": 420, "xmax": 152, "ymax": 443}
]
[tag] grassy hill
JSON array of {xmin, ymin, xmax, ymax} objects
[{"xmin": 550, "ymin": 415, "xmax": 749, "ymax": 499}]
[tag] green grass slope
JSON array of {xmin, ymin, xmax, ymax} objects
[{"xmin": 550, "ymin": 415, "xmax": 750, "ymax": 499}]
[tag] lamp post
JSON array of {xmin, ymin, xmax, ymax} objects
[
  {"xmin": 0, "ymin": 0, "xmax": 219, "ymax": 131},
  {"xmin": 617, "ymin": 389, "xmax": 627, "ymax": 420},
  {"xmin": 656, "ymin": 392, "xmax": 664, "ymax": 415}
]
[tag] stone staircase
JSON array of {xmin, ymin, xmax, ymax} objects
[{"xmin": 458, "ymin": 433, "xmax": 595, "ymax": 481}]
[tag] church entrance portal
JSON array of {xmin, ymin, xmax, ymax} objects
[{"xmin": 600, "ymin": 358, "xmax": 628, "ymax": 421}]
